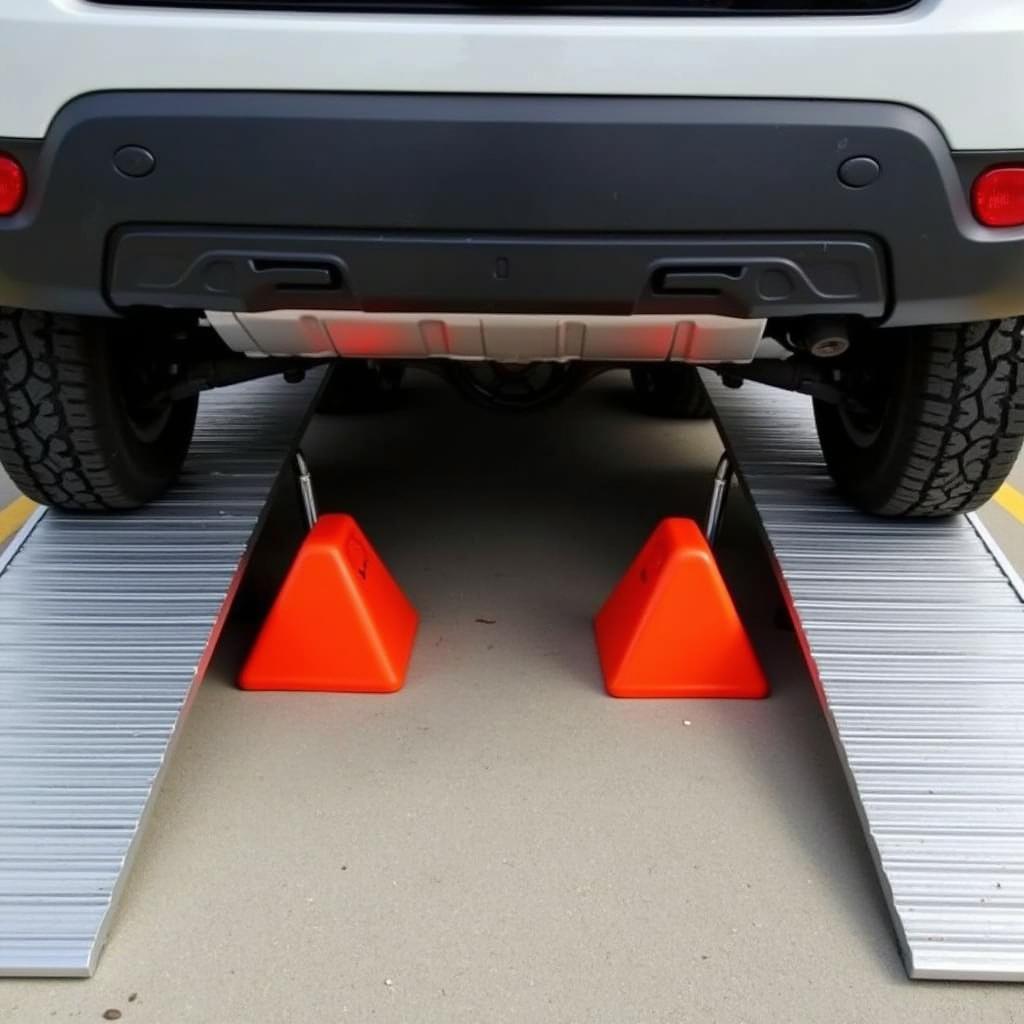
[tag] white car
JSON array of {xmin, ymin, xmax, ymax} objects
[{"xmin": 0, "ymin": 0, "xmax": 1022, "ymax": 516}]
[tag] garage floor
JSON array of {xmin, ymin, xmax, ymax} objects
[{"xmin": 2, "ymin": 370, "xmax": 1023, "ymax": 1023}]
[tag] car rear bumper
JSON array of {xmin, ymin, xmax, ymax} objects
[{"xmin": 1, "ymin": 91, "xmax": 1023, "ymax": 329}]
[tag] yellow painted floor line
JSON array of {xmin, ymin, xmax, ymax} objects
[
  {"xmin": 994, "ymin": 482, "xmax": 1024, "ymax": 526},
  {"xmin": 0, "ymin": 495, "xmax": 37, "ymax": 544}
]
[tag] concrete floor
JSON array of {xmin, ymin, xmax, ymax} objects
[
  {"xmin": 1, "ymin": 370, "xmax": 1023, "ymax": 1023},
  {"xmin": 984, "ymin": 476, "xmax": 1024, "ymax": 569},
  {"xmin": 0, "ymin": 475, "xmax": 17, "ymax": 513}
]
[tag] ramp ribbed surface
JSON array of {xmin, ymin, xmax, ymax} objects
[
  {"xmin": 703, "ymin": 371, "xmax": 1024, "ymax": 981},
  {"xmin": 0, "ymin": 372, "xmax": 321, "ymax": 976}
]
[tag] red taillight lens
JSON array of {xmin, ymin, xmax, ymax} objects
[
  {"xmin": 0, "ymin": 154, "xmax": 26, "ymax": 216},
  {"xmin": 972, "ymin": 166, "xmax": 1024, "ymax": 228}
]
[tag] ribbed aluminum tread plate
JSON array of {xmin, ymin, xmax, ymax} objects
[
  {"xmin": 0, "ymin": 371, "xmax": 321, "ymax": 977},
  {"xmin": 702, "ymin": 372, "xmax": 1024, "ymax": 982}
]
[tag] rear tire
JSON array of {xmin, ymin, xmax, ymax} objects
[
  {"xmin": 814, "ymin": 319, "xmax": 1024, "ymax": 517},
  {"xmin": 0, "ymin": 308, "xmax": 197, "ymax": 511},
  {"xmin": 630, "ymin": 364, "xmax": 711, "ymax": 419}
]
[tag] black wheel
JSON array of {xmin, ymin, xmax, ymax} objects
[
  {"xmin": 0, "ymin": 308, "xmax": 197, "ymax": 511},
  {"xmin": 630, "ymin": 364, "xmax": 712, "ymax": 419},
  {"xmin": 318, "ymin": 359, "xmax": 405, "ymax": 414},
  {"xmin": 445, "ymin": 361, "xmax": 585, "ymax": 412},
  {"xmin": 814, "ymin": 319, "xmax": 1024, "ymax": 517}
]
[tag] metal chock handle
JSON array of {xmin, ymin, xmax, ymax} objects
[
  {"xmin": 295, "ymin": 450, "xmax": 319, "ymax": 530},
  {"xmin": 705, "ymin": 453, "xmax": 733, "ymax": 547}
]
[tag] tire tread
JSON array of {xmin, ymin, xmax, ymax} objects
[
  {"xmin": 0, "ymin": 308, "xmax": 115, "ymax": 509},
  {"xmin": 899, "ymin": 319, "xmax": 1024, "ymax": 516},
  {"xmin": 0, "ymin": 307, "xmax": 195, "ymax": 511}
]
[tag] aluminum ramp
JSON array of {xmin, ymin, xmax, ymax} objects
[
  {"xmin": 0, "ymin": 370, "xmax": 322, "ymax": 977},
  {"xmin": 703, "ymin": 371, "xmax": 1024, "ymax": 982}
]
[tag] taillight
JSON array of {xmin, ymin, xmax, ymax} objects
[
  {"xmin": 0, "ymin": 154, "xmax": 26, "ymax": 216},
  {"xmin": 972, "ymin": 166, "xmax": 1024, "ymax": 228}
]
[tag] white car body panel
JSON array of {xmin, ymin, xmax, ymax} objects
[{"xmin": 0, "ymin": 0, "xmax": 1022, "ymax": 150}]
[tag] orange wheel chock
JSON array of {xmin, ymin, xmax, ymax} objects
[
  {"xmin": 594, "ymin": 517, "xmax": 768, "ymax": 699},
  {"xmin": 239, "ymin": 514, "xmax": 418, "ymax": 693}
]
